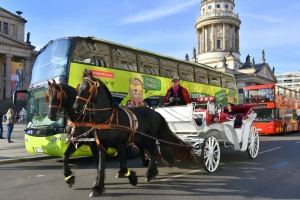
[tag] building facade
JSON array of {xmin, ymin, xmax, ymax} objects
[
  {"xmin": 193, "ymin": 0, "xmax": 277, "ymax": 104},
  {"xmin": 0, "ymin": 7, "xmax": 37, "ymax": 100},
  {"xmin": 275, "ymin": 71, "xmax": 300, "ymax": 92}
]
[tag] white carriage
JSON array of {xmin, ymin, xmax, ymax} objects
[{"xmin": 155, "ymin": 97, "xmax": 259, "ymax": 172}]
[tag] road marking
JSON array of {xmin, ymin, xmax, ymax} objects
[
  {"xmin": 258, "ymin": 147, "xmax": 281, "ymax": 154},
  {"xmin": 270, "ymin": 161, "xmax": 291, "ymax": 169},
  {"xmin": 159, "ymin": 169, "xmax": 201, "ymax": 182}
]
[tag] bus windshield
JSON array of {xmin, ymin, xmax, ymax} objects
[
  {"xmin": 27, "ymin": 88, "xmax": 64, "ymax": 128},
  {"xmin": 244, "ymin": 88, "xmax": 274, "ymax": 103},
  {"xmin": 254, "ymin": 108, "xmax": 275, "ymax": 122},
  {"xmin": 31, "ymin": 38, "xmax": 72, "ymax": 84}
]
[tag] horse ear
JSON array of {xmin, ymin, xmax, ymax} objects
[
  {"xmin": 84, "ymin": 69, "xmax": 93, "ymax": 78},
  {"xmin": 52, "ymin": 79, "xmax": 57, "ymax": 84},
  {"xmin": 47, "ymin": 80, "xmax": 51, "ymax": 86}
]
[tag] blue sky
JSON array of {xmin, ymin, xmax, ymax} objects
[{"xmin": 3, "ymin": 0, "xmax": 300, "ymax": 74}]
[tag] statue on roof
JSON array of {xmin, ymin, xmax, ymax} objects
[
  {"xmin": 26, "ymin": 32, "xmax": 31, "ymax": 44},
  {"xmin": 222, "ymin": 56, "xmax": 227, "ymax": 68},
  {"xmin": 272, "ymin": 67, "xmax": 275, "ymax": 74},
  {"xmin": 192, "ymin": 47, "xmax": 196, "ymax": 59},
  {"xmin": 246, "ymin": 54, "xmax": 250, "ymax": 63},
  {"xmin": 185, "ymin": 53, "xmax": 189, "ymax": 61}
]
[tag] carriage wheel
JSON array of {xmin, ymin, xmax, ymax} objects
[
  {"xmin": 201, "ymin": 136, "xmax": 220, "ymax": 173},
  {"xmin": 247, "ymin": 125, "xmax": 259, "ymax": 159}
]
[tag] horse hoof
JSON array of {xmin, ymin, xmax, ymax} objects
[
  {"xmin": 128, "ymin": 170, "xmax": 138, "ymax": 186},
  {"xmin": 145, "ymin": 177, "xmax": 152, "ymax": 182},
  {"xmin": 116, "ymin": 173, "xmax": 123, "ymax": 178},
  {"xmin": 89, "ymin": 190, "xmax": 100, "ymax": 197},
  {"xmin": 89, "ymin": 187, "xmax": 104, "ymax": 197},
  {"xmin": 93, "ymin": 181, "xmax": 97, "ymax": 187},
  {"xmin": 66, "ymin": 176, "xmax": 75, "ymax": 188}
]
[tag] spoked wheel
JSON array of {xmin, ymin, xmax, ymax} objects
[
  {"xmin": 201, "ymin": 136, "xmax": 220, "ymax": 173},
  {"xmin": 247, "ymin": 125, "xmax": 259, "ymax": 159}
]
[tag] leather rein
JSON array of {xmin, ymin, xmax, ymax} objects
[{"xmin": 75, "ymin": 77, "xmax": 138, "ymax": 149}]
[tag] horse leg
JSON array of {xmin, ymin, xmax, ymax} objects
[
  {"xmin": 135, "ymin": 142, "xmax": 150, "ymax": 167},
  {"xmin": 63, "ymin": 142, "xmax": 78, "ymax": 188},
  {"xmin": 89, "ymin": 146, "xmax": 106, "ymax": 197},
  {"xmin": 89, "ymin": 142, "xmax": 99, "ymax": 186},
  {"xmin": 116, "ymin": 143, "xmax": 138, "ymax": 186},
  {"xmin": 145, "ymin": 141, "xmax": 159, "ymax": 182}
]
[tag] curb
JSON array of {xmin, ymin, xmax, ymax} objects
[{"xmin": 0, "ymin": 155, "xmax": 53, "ymax": 165}]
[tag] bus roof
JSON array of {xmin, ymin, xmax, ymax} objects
[
  {"xmin": 243, "ymin": 84, "xmax": 275, "ymax": 90},
  {"xmin": 44, "ymin": 36, "xmax": 235, "ymax": 79}
]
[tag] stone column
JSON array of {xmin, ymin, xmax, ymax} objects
[
  {"xmin": 223, "ymin": 23, "xmax": 226, "ymax": 50},
  {"xmin": 212, "ymin": 23, "xmax": 215, "ymax": 51},
  {"xmin": 204, "ymin": 26, "xmax": 208, "ymax": 52},
  {"xmin": 236, "ymin": 27, "xmax": 240, "ymax": 52},
  {"xmin": 197, "ymin": 30, "xmax": 200, "ymax": 54},
  {"xmin": 201, "ymin": 27, "xmax": 205, "ymax": 53},
  {"xmin": 5, "ymin": 54, "xmax": 13, "ymax": 99},
  {"xmin": 24, "ymin": 57, "xmax": 31, "ymax": 90}
]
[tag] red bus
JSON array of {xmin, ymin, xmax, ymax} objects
[{"xmin": 243, "ymin": 84, "xmax": 300, "ymax": 135}]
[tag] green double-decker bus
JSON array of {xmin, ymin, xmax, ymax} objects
[{"xmin": 14, "ymin": 36, "xmax": 238, "ymax": 157}]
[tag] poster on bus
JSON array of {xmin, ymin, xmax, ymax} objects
[{"xmin": 11, "ymin": 62, "xmax": 24, "ymax": 98}]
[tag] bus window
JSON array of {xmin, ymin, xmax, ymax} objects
[
  {"xmin": 72, "ymin": 40, "xmax": 111, "ymax": 68},
  {"xmin": 160, "ymin": 59, "xmax": 178, "ymax": 78},
  {"xmin": 138, "ymin": 54, "xmax": 159, "ymax": 75},
  {"xmin": 112, "ymin": 48, "xmax": 137, "ymax": 71},
  {"xmin": 222, "ymin": 75, "xmax": 236, "ymax": 89},
  {"xmin": 195, "ymin": 68, "xmax": 208, "ymax": 84},
  {"xmin": 179, "ymin": 63, "xmax": 194, "ymax": 81},
  {"xmin": 208, "ymin": 71, "xmax": 221, "ymax": 86}
]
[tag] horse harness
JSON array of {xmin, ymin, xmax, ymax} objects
[{"xmin": 72, "ymin": 77, "xmax": 139, "ymax": 154}]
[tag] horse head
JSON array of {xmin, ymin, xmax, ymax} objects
[
  {"xmin": 73, "ymin": 69, "xmax": 113, "ymax": 114},
  {"xmin": 46, "ymin": 79, "xmax": 68, "ymax": 121}
]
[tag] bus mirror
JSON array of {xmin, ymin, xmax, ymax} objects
[{"xmin": 12, "ymin": 90, "xmax": 28, "ymax": 105}]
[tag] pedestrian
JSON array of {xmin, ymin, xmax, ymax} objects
[
  {"xmin": 3, "ymin": 108, "xmax": 15, "ymax": 143},
  {"xmin": 164, "ymin": 75, "xmax": 190, "ymax": 106},
  {"xmin": 0, "ymin": 111, "xmax": 3, "ymax": 139},
  {"xmin": 15, "ymin": 112, "xmax": 20, "ymax": 124}
]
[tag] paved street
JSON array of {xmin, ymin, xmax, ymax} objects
[
  {"xmin": 0, "ymin": 127, "xmax": 299, "ymax": 199},
  {"xmin": 0, "ymin": 123, "xmax": 50, "ymax": 164}
]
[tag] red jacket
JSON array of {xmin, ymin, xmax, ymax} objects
[{"xmin": 164, "ymin": 86, "xmax": 190, "ymax": 105}]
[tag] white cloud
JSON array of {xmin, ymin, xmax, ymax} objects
[{"xmin": 121, "ymin": 0, "xmax": 199, "ymax": 24}]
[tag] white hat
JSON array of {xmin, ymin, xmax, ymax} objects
[{"xmin": 172, "ymin": 75, "xmax": 179, "ymax": 82}]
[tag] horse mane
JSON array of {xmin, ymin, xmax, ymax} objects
[{"xmin": 89, "ymin": 76, "xmax": 117, "ymax": 108}]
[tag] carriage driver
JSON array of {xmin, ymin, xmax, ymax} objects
[{"xmin": 164, "ymin": 76, "xmax": 190, "ymax": 106}]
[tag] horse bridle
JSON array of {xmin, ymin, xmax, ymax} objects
[
  {"xmin": 76, "ymin": 77, "xmax": 112, "ymax": 112},
  {"xmin": 45, "ymin": 83, "xmax": 67, "ymax": 115}
]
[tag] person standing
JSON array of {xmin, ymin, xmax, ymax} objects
[
  {"xmin": 3, "ymin": 108, "xmax": 15, "ymax": 143},
  {"xmin": 0, "ymin": 111, "xmax": 3, "ymax": 139},
  {"xmin": 164, "ymin": 76, "xmax": 190, "ymax": 106}
]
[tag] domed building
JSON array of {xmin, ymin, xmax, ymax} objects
[{"xmin": 194, "ymin": 0, "xmax": 277, "ymax": 104}]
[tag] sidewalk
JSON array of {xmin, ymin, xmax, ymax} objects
[{"xmin": 0, "ymin": 123, "xmax": 51, "ymax": 165}]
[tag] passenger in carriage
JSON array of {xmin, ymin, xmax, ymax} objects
[
  {"xmin": 164, "ymin": 76, "xmax": 190, "ymax": 106},
  {"xmin": 227, "ymin": 103, "xmax": 236, "ymax": 116}
]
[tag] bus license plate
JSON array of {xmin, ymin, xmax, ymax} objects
[
  {"xmin": 35, "ymin": 148, "xmax": 44, "ymax": 153},
  {"xmin": 257, "ymin": 128, "xmax": 262, "ymax": 131}
]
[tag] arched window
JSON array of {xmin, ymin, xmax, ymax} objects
[{"xmin": 216, "ymin": 4, "xmax": 220, "ymax": 8}]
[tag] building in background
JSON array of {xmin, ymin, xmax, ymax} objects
[
  {"xmin": 0, "ymin": 7, "xmax": 37, "ymax": 100},
  {"xmin": 193, "ymin": 0, "xmax": 277, "ymax": 104},
  {"xmin": 275, "ymin": 71, "xmax": 300, "ymax": 92}
]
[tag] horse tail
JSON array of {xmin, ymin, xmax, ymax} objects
[
  {"xmin": 157, "ymin": 114, "xmax": 198, "ymax": 168},
  {"xmin": 156, "ymin": 114, "xmax": 175, "ymax": 167}
]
